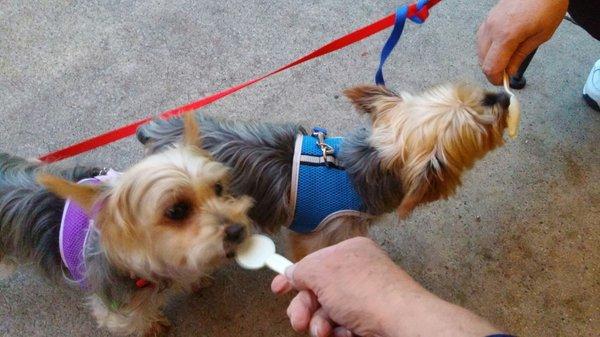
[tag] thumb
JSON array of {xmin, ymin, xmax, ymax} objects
[
  {"xmin": 284, "ymin": 243, "xmax": 342, "ymax": 291},
  {"xmin": 284, "ymin": 264, "xmax": 313, "ymax": 291},
  {"xmin": 284, "ymin": 264, "xmax": 299, "ymax": 287},
  {"xmin": 482, "ymin": 40, "xmax": 519, "ymax": 85}
]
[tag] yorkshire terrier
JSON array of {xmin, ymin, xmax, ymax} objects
[
  {"xmin": 137, "ymin": 83, "xmax": 511, "ymax": 261},
  {"xmin": 0, "ymin": 114, "xmax": 253, "ymax": 336}
]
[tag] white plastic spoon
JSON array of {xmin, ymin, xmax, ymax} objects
[
  {"xmin": 503, "ymin": 72, "xmax": 522, "ymax": 139},
  {"xmin": 235, "ymin": 234, "xmax": 293, "ymax": 274}
]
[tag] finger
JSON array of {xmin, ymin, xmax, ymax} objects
[
  {"xmin": 482, "ymin": 40, "xmax": 519, "ymax": 85},
  {"xmin": 505, "ymin": 36, "xmax": 543, "ymax": 76},
  {"xmin": 333, "ymin": 327, "xmax": 354, "ymax": 337},
  {"xmin": 309, "ymin": 307, "xmax": 334, "ymax": 337},
  {"xmin": 271, "ymin": 274, "xmax": 294, "ymax": 294},
  {"xmin": 287, "ymin": 290, "xmax": 319, "ymax": 332},
  {"xmin": 476, "ymin": 22, "xmax": 492, "ymax": 67}
]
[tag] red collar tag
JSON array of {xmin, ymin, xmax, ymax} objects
[{"xmin": 135, "ymin": 278, "xmax": 153, "ymax": 289}]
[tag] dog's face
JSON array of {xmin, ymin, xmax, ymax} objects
[
  {"xmin": 345, "ymin": 83, "xmax": 510, "ymax": 217},
  {"xmin": 38, "ymin": 114, "xmax": 253, "ymax": 282},
  {"xmin": 98, "ymin": 147, "xmax": 253, "ymax": 281}
]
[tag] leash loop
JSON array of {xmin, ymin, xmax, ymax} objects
[{"xmin": 375, "ymin": 0, "xmax": 440, "ymax": 85}]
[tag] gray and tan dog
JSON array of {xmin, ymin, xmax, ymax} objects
[
  {"xmin": 0, "ymin": 115, "xmax": 253, "ymax": 336},
  {"xmin": 137, "ymin": 83, "xmax": 511, "ymax": 260}
]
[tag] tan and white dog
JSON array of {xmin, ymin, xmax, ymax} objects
[{"xmin": 0, "ymin": 114, "xmax": 253, "ymax": 336}]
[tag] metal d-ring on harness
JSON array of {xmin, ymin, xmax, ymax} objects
[
  {"xmin": 312, "ymin": 127, "xmax": 334, "ymax": 166},
  {"xmin": 96, "ymin": 167, "xmax": 109, "ymax": 176}
]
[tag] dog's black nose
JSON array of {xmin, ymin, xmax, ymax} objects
[
  {"xmin": 136, "ymin": 128, "xmax": 150, "ymax": 144},
  {"xmin": 225, "ymin": 224, "xmax": 245, "ymax": 243},
  {"xmin": 496, "ymin": 91, "xmax": 511, "ymax": 109}
]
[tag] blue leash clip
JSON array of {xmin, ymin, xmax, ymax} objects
[{"xmin": 375, "ymin": 0, "xmax": 430, "ymax": 86}]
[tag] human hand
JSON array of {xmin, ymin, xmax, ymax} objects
[
  {"xmin": 272, "ymin": 237, "xmax": 414, "ymax": 337},
  {"xmin": 272, "ymin": 237, "xmax": 501, "ymax": 337},
  {"xmin": 477, "ymin": 0, "xmax": 568, "ymax": 84}
]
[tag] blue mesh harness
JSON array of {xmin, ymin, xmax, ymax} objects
[{"xmin": 288, "ymin": 128, "xmax": 367, "ymax": 234}]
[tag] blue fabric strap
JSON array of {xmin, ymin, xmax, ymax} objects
[{"xmin": 375, "ymin": 0, "xmax": 429, "ymax": 85}]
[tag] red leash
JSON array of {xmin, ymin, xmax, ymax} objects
[{"xmin": 40, "ymin": 1, "xmax": 441, "ymax": 163}]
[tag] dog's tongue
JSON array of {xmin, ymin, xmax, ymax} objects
[
  {"xmin": 235, "ymin": 234, "xmax": 293, "ymax": 275},
  {"xmin": 503, "ymin": 73, "xmax": 521, "ymax": 139}
]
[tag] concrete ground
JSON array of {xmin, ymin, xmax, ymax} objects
[{"xmin": 1, "ymin": 0, "xmax": 598, "ymax": 336}]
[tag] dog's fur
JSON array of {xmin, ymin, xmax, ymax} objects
[
  {"xmin": 0, "ymin": 114, "xmax": 253, "ymax": 336},
  {"xmin": 137, "ymin": 83, "xmax": 511, "ymax": 260}
]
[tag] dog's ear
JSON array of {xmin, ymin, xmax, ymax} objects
[
  {"xmin": 37, "ymin": 174, "xmax": 103, "ymax": 212},
  {"xmin": 343, "ymin": 85, "xmax": 400, "ymax": 118},
  {"xmin": 182, "ymin": 112, "xmax": 201, "ymax": 148},
  {"xmin": 397, "ymin": 154, "xmax": 460, "ymax": 218}
]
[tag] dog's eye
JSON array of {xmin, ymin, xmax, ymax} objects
[
  {"xmin": 165, "ymin": 201, "xmax": 191, "ymax": 221},
  {"xmin": 215, "ymin": 182, "xmax": 223, "ymax": 196}
]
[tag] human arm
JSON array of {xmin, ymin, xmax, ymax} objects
[{"xmin": 272, "ymin": 237, "xmax": 503, "ymax": 337}]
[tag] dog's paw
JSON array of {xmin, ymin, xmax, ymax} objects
[{"xmin": 143, "ymin": 317, "xmax": 171, "ymax": 337}]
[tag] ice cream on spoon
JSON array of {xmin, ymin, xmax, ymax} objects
[
  {"xmin": 235, "ymin": 234, "xmax": 293, "ymax": 274},
  {"xmin": 503, "ymin": 72, "xmax": 522, "ymax": 139}
]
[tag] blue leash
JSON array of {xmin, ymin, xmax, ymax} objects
[{"xmin": 375, "ymin": 0, "xmax": 434, "ymax": 85}]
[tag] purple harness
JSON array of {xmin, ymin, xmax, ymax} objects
[{"xmin": 59, "ymin": 169, "xmax": 120, "ymax": 286}]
